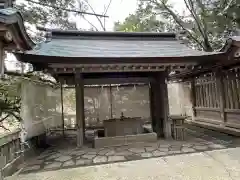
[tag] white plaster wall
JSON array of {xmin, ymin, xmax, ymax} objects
[{"xmin": 168, "ymin": 82, "xmax": 193, "ymax": 117}]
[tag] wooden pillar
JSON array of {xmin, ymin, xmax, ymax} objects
[
  {"xmin": 0, "ymin": 156, "xmax": 6, "ymax": 180},
  {"xmin": 158, "ymin": 73, "xmax": 171, "ymax": 139},
  {"xmin": 149, "ymin": 80, "xmax": 158, "ymax": 134},
  {"xmin": 75, "ymin": 73, "xmax": 84, "ymax": 147},
  {"xmin": 0, "ymin": 42, "xmax": 4, "ymax": 76},
  {"xmin": 151, "ymin": 72, "xmax": 171, "ymax": 138},
  {"xmin": 190, "ymin": 78, "xmax": 196, "ymax": 117},
  {"xmin": 216, "ymin": 69, "xmax": 226, "ymax": 123},
  {"xmin": 149, "ymin": 82, "xmax": 155, "ymax": 132},
  {"xmin": 109, "ymin": 84, "xmax": 113, "ymax": 118},
  {"xmin": 60, "ymin": 83, "xmax": 65, "ymax": 136},
  {"xmin": 154, "ymin": 78, "xmax": 164, "ymax": 137}
]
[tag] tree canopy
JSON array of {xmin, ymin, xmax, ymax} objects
[
  {"xmin": 114, "ymin": 0, "xmax": 240, "ymax": 51},
  {"xmin": 16, "ymin": 0, "xmax": 82, "ymax": 29},
  {"xmin": 15, "ymin": 0, "xmax": 111, "ymax": 42}
]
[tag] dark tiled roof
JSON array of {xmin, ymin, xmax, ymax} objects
[
  {"xmin": 0, "ymin": 7, "xmax": 17, "ymax": 15},
  {"xmin": 23, "ymin": 30, "xmax": 222, "ymax": 58},
  {"xmin": 0, "ymin": 7, "xmax": 35, "ymax": 50}
]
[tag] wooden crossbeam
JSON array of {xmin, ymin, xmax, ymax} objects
[{"xmin": 46, "ymin": 63, "xmax": 196, "ymax": 74}]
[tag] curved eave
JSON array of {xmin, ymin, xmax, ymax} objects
[
  {"xmin": 220, "ymin": 36, "xmax": 240, "ymax": 58},
  {"xmin": 169, "ymin": 58, "xmax": 240, "ymax": 82},
  {"xmin": 15, "ymin": 52, "xmax": 227, "ymax": 65},
  {"xmin": 0, "ymin": 8, "xmax": 35, "ymax": 51},
  {"xmin": 169, "ymin": 36, "xmax": 240, "ymax": 81}
]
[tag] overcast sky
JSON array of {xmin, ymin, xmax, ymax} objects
[
  {"xmin": 74, "ymin": 0, "xmax": 186, "ymax": 31},
  {"xmin": 15, "ymin": 0, "xmax": 187, "ymax": 31}
]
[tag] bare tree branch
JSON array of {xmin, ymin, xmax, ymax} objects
[
  {"xmin": 194, "ymin": 0, "xmax": 212, "ymax": 49},
  {"xmin": 25, "ymin": 0, "xmax": 109, "ymax": 18},
  {"xmin": 149, "ymin": 0, "xmax": 205, "ymax": 50},
  {"xmin": 103, "ymin": 0, "xmax": 113, "ymax": 31},
  {"xmin": 82, "ymin": 0, "xmax": 106, "ymax": 31},
  {"xmin": 184, "ymin": 0, "xmax": 212, "ymax": 51},
  {"xmin": 81, "ymin": 15, "xmax": 99, "ymax": 31},
  {"xmin": 184, "ymin": 0, "xmax": 205, "ymax": 36},
  {"xmin": 222, "ymin": 0, "xmax": 234, "ymax": 13},
  {"xmin": 0, "ymin": 124, "xmax": 10, "ymax": 131},
  {"xmin": 195, "ymin": 0, "xmax": 208, "ymax": 32},
  {"xmin": 104, "ymin": 0, "xmax": 113, "ymax": 15},
  {"xmin": 4, "ymin": 111, "xmax": 22, "ymax": 121},
  {"xmin": 0, "ymin": 114, "xmax": 10, "ymax": 123}
]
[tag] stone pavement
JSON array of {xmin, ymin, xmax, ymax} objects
[
  {"xmin": 6, "ymin": 147, "xmax": 240, "ymax": 180},
  {"xmin": 19, "ymin": 134, "xmax": 232, "ymax": 174}
]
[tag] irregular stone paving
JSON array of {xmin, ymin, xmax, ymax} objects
[
  {"xmin": 7, "ymin": 148, "xmax": 240, "ymax": 180},
  {"xmin": 21, "ymin": 134, "xmax": 234, "ymax": 174}
]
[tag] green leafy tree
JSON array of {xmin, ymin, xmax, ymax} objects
[
  {"xmin": 0, "ymin": 72, "xmax": 59, "ymax": 131},
  {"xmin": 0, "ymin": 76, "xmax": 22, "ymax": 131},
  {"xmin": 15, "ymin": 0, "xmax": 112, "ymax": 39},
  {"xmin": 114, "ymin": 3, "xmax": 166, "ymax": 32},
  {"xmin": 16, "ymin": 0, "xmax": 81, "ymax": 30},
  {"xmin": 115, "ymin": 0, "xmax": 240, "ymax": 51}
]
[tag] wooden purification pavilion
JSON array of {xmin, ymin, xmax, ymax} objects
[
  {"xmin": 1, "ymin": 0, "xmax": 240, "ymax": 175},
  {"xmin": 14, "ymin": 29, "xmax": 240, "ymax": 147}
]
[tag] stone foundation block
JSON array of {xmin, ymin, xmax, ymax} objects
[{"xmin": 94, "ymin": 133, "xmax": 157, "ymax": 148}]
